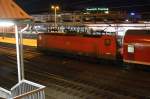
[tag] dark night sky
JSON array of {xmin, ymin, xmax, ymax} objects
[{"xmin": 15, "ymin": 0, "xmax": 150, "ymax": 14}]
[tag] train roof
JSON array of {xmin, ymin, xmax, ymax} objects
[
  {"xmin": 39, "ymin": 32, "xmax": 101, "ymax": 37},
  {"xmin": 124, "ymin": 30, "xmax": 150, "ymax": 43},
  {"xmin": 126, "ymin": 30, "xmax": 150, "ymax": 35}
]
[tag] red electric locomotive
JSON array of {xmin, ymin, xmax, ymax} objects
[
  {"xmin": 37, "ymin": 32, "xmax": 117, "ymax": 60},
  {"xmin": 37, "ymin": 29, "xmax": 150, "ymax": 66}
]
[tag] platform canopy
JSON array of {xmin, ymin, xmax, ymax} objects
[
  {"xmin": 0, "ymin": 0, "xmax": 32, "ymax": 82},
  {"xmin": 0, "ymin": 0, "xmax": 31, "ymax": 20}
]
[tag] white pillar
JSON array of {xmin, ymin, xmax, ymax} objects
[
  {"xmin": 54, "ymin": 8, "xmax": 57, "ymax": 28},
  {"xmin": 15, "ymin": 25, "xmax": 24, "ymax": 82}
]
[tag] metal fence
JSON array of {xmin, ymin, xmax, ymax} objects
[
  {"xmin": 0, "ymin": 87, "xmax": 11, "ymax": 99},
  {"xmin": 0, "ymin": 80, "xmax": 46, "ymax": 99}
]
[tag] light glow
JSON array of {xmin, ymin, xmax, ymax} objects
[
  {"xmin": 105, "ymin": 11, "xmax": 109, "ymax": 14},
  {"xmin": 125, "ymin": 19, "xmax": 129, "ymax": 22},
  {"xmin": 0, "ymin": 21, "xmax": 14, "ymax": 27},
  {"xmin": 130, "ymin": 12, "xmax": 135, "ymax": 16},
  {"xmin": 51, "ymin": 5, "xmax": 59, "ymax": 10},
  {"xmin": 51, "ymin": 5, "xmax": 55, "ymax": 9},
  {"xmin": 56, "ymin": 6, "xmax": 59, "ymax": 10}
]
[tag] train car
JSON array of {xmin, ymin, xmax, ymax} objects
[
  {"xmin": 37, "ymin": 33, "xmax": 117, "ymax": 60},
  {"xmin": 123, "ymin": 30, "xmax": 150, "ymax": 65}
]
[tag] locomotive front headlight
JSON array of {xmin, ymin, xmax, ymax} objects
[{"xmin": 128, "ymin": 44, "xmax": 134, "ymax": 53}]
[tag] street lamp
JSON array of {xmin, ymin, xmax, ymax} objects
[{"xmin": 51, "ymin": 5, "xmax": 59, "ymax": 28}]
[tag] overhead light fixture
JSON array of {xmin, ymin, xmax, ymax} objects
[{"xmin": 0, "ymin": 21, "xmax": 14, "ymax": 27}]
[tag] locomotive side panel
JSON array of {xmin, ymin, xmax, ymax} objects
[{"xmin": 37, "ymin": 33, "xmax": 117, "ymax": 60}]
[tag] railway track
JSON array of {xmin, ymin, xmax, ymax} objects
[{"xmin": 0, "ymin": 44, "xmax": 150, "ymax": 99}]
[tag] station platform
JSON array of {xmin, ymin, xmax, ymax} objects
[{"xmin": 0, "ymin": 37, "xmax": 37, "ymax": 47}]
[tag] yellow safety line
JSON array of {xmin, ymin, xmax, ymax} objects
[{"xmin": 0, "ymin": 37, "xmax": 37, "ymax": 47}]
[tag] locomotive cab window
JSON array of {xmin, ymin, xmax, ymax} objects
[{"xmin": 104, "ymin": 39, "xmax": 111, "ymax": 46}]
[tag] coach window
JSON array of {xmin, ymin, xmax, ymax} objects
[{"xmin": 127, "ymin": 44, "xmax": 134, "ymax": 53}]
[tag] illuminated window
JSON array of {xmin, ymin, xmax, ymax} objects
[{"xmin": 128, "ymin": 45, "xmax": 134, "ymax": 53}]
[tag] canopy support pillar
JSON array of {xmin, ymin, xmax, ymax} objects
[{"xmin": 15, "ymin": 25, "xmax": 24, "ymax": 82}]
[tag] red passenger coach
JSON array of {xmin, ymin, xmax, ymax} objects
[
  {"xmin": 123, "ymin": 30, "xmax": 150, "ymax": 65},
  {"xmin": 37, "ymin": 33, "xmax": 117, "ymax": 60}
]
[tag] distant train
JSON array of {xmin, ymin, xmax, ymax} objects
[{"xmin": 37, "ymin": 30, "xmax": 150, "ymax": 66}]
